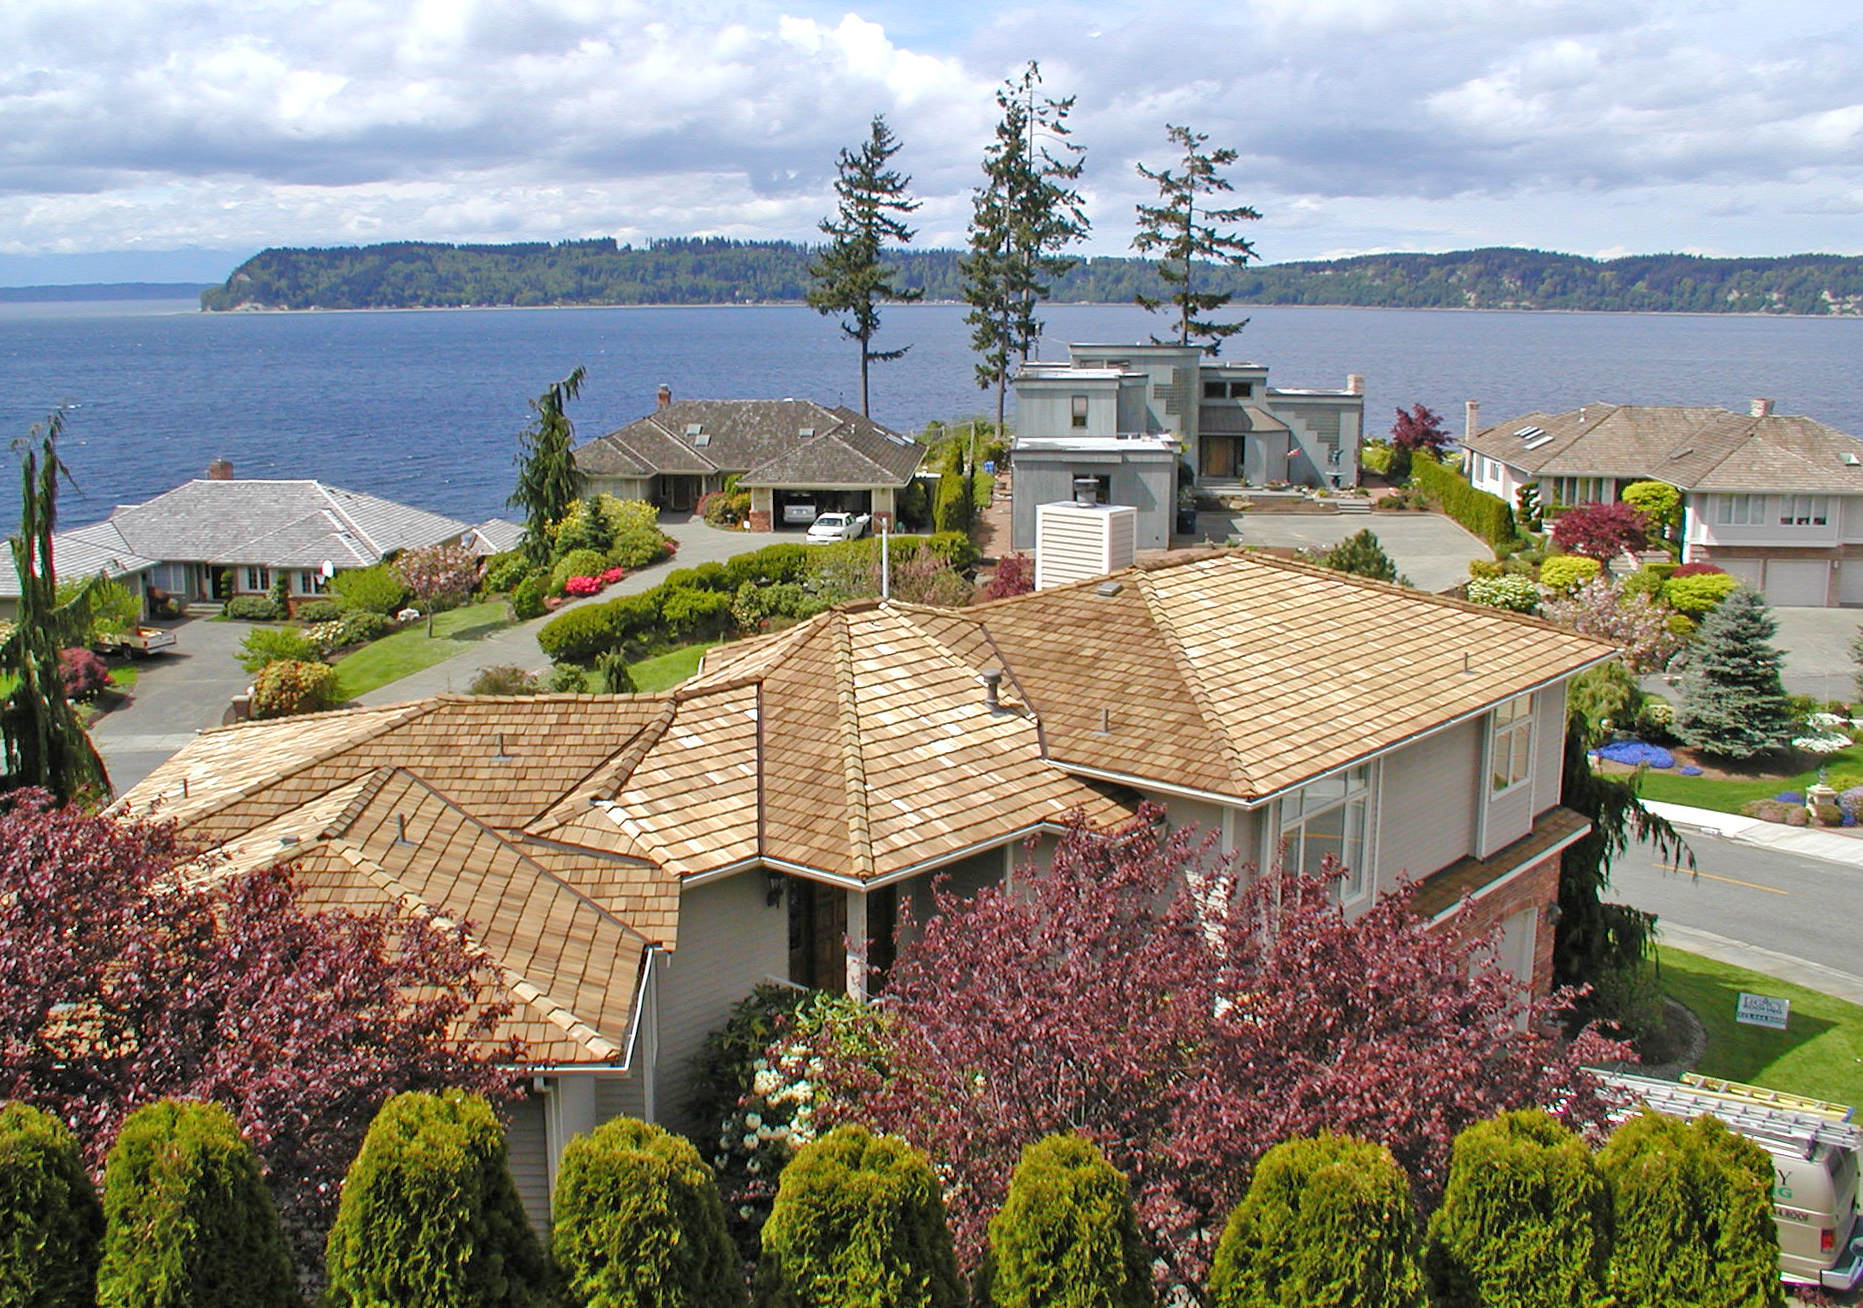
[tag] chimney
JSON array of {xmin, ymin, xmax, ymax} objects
[
  {"xmin": 1465, "ymin": 400, "xmax": 1480, "ymax": 441},
  {"xmin": 206, "ymin": 458, "xmax": 234, "ymax": 481},
  {"xmin": 656, "ymin": 384, "xmax": 672, "ymax": 409},
  {"xmin": 1750, "ymin": 397, "xmax": 1774, "ymax": 418},
  {"xmin": 1346, "ymin": 373, "xmax": 1365, "ymax": 395}
]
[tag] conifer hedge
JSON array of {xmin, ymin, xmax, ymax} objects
[
  {"xmin": 1423, "ymin": 1109, "xmax": 1610, "ymax": 1308},
  {"xmin": 95, "ymin": 1099, "xmax": 297, "ymax": 1308},
  {"xmin": 753, "ymin": 1124, "xmax": 963, "ymax": 1308},
  {"xmin": 1207, "ymin": 1134, "xmax": 1421, "ymax": 1308},
  {"xmin": 1412, "ymin": 452, "xmax": 1518, "ymax": 550},
  {"xmin": 323, "ymin": 1090, "xmax": 552, "ymax": 1308},
  {"xmin": 551, "ymin": 1116, "xmax": 745, "ymax": 1308},
  {"xmin": 0, "ymin": 1101, "xmax": 103, "ymax": 1307},
  {"xmin": 1596, "ymin": 1109, "xmax": 1783, "ymax": 1308},
  {"xmin": 985, "ymin": 1133, "xmax": 1153, "ymax": 1308}
]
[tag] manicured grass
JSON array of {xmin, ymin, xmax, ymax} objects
[
  {"xmin": 332, "ymin": 601, "xmax": 514, "ymax": 700},
  {"xmin": 1618, "ymin": 742, "xmax": 1863, "ymax": 815},
  {"xmin": 611, "ymin": 641, "xmax": 719, "ymax": 693},
  {"xmin": 106, "ymin": 663, "xmax": 141, "ymax": 693},
  {"xmin": 1658, "ymin": 946, "xmax": 1863, "ymax": 1108}
]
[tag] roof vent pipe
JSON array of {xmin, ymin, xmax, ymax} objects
[
  {"xmin": 1751, "ymin": 397, "xmax": 1774, "ymax": 418},
  {"xmin": 981, "ymin": 669, "xmax": 1003, "ymax": 712}
]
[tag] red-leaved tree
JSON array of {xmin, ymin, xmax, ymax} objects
[
  {"xmin": 981, "ymin": 552, "xmax": 1035, "ymax": 600},
  {"xmin": 1550, "ymin": 500, "xmax": 1648, "ymax": 561},
  {"xmin": 0, "ymin": 792, "xmax": 519, "ymax": 1268},
  {"xmin": 1390, "ymin": 403, "xmax": 1451, "ymax": 459},
  {"xmin": 819, "ymin": 812, "xmax": 1621, "ymax": 1298}
]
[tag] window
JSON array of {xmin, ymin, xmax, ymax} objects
[
  {"xmin": 1490, "ymin": 695, "xmax": 1533, "ymax": 793},
  {"xmin": 243, "ymin": 566, "xmax": 270, "ymax": 592},
  {"xmin": 297, "ymin": 569, "xmax": 328, "ymax": 595},
  {"xmin": 1714, "ymin": 494, "xmax": 1766, "ymax": 525},
  {"xmin": 1279, "ymin": 765, "xmax": 1371, "ymax": 901},
  {"xmin": 1548, "ymin": 476, "xmax": 1611, "ymax": 507},
  {"xmin": 1780, "ymin": 495, "xmax": 1829, "ymax": 526},
  {"xmin": 1200, "ymin": 380, "xmax": 1256, "ymax": 399},
  {"xmin": 1070, "ymin": 394, "xmax": 1089, "ymax": 429}
]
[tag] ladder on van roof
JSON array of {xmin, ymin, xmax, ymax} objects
[
  {"xmin": 1681, "ymin": 1072, "xmax": 1856, "ymax": 1124},
  {"xmin": 1596, "ymin": 1071, "xmax": 1863, "ymax": 1161}
]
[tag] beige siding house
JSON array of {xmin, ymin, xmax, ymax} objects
[{"xmin": 119, "ymin": 550, "xmax": 1614, "ymax": 1229}]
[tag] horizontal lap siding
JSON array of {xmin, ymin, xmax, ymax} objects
[
  {"xmin": 505, "ymin": 1092, "xmax": 552, "ymax": 1237},
  {"xmin": 1377, "ymin": 723, "xmax": 1479, "ymax": 893}
]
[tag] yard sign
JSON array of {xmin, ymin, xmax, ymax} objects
[{"xmin": 1735, "ymin": 992, "xmax": 1790, "ymax": 1030}]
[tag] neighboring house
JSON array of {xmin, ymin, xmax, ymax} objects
[
  {"xmin": 574, "ymin": 390, "xmax": 925, "ymax": 531},
  {"xmin": 118, "ymin": 550, "xmax": 1612, "ymax": 1229},
  {"xmin": 461, "ymin": 517, "xmax": 527, "ymax": 558},
  {"xmin": 12, "ymin": 464, "xmax": 470, "ymax": 616},
  {"xmin": 1011, "ymin": 343, "xmax": 1367, "ymax": 550},
  {"xmin": 0, "ymin": 518, "xmax": 161, "ymax": 622},
  {"xmin": 1464, "ymin": 399, "xmax": 1863, "ymax": 607}
]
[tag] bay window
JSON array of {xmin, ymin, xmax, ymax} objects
[
  {"xmin": 1279, "ymin": 765, "xmax": 1371, "ymax": 901},
  {"xmin": 1490, "ymin": 695, "xmax": 1533, "ymax": 793}
]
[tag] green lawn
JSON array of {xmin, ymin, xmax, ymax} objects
[
  {"xmin": 611, "ymin": 641, "xmax": 719, "ymax": 693},
  {"xmin": 1658, "ymin": 946, "xmax": 1863, "ymax": 1108},
  {"xmin": 106, "ymin": 663, "xmax": 141, "ymax": 694},
  {"xmin": 332, "ymin": 601, "xmax": 514, "ymax": 700},
  {"xmin": 1622, "ymin": 743, "xmax": 1863, "ymax": 814}
]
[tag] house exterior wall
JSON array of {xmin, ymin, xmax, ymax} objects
[
  {"xmin": 1014, "ymin": 456, "xmax": 1173, "ymax": 552},
  {"xmin": 1375, "ymin": 719, "xmax": 1481, "ymax": 890},
  {"xmin": 653, "ymin": 871, "xmax": 790, "ymax": 1130},
  {"xmin": 506, "ymin": 1091, "xmax": 552, "ymax": 1235},
  {"xmin": 1438, "ymin": 851, "xmax": 1561, "ymax": 997},
  {"xmin": 1269, "ymin": 395, "xmax": 1364, "ymax": 488},
  {"xmin": 1468, "ymin": 454, "xmax": 1528, "ymax": 504}
]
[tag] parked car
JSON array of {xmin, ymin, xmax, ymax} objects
[
  {"xmin": 94, "ymin": 626, "xmax": 177, "ymax": 657},
  {"xmin": 805, "ymin": 512, "xmax": 871, "ymax": 544}
]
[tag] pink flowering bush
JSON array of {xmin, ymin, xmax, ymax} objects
[
  {"xmin": 599, "ymin": 566, "xmax": 626, "ymax": 584},
  {"xmin": 562, "ymin": 575, "xmax": 603, "ymax": 597},
  {"xmin": 391, "ymin": 542, "xmax": 480, "ymax": 609},
  {"xmin": 1541, "ymin": 576, "xmax": 1686, "ymax": 673}
]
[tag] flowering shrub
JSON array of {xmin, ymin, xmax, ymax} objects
[
  {"xmin": 391, "ymin": 542, "xmax": 480, "ymax": 609},
  {"xmin": 1678, "ymin": 766, "xmax": 1703, "ymax": 776},
  {"xmin": 1840, "ymin": 786, "xmax": 1863, "ymax": 820},
  {"xmin": 302, "ymin": 620, "xmax": 347, "ymax": 654},
  {"xmin": 1540, "ymin": 577, "xmax": 1685, "ymax": 674},
  {"xmin": 1465, "ymin": 574, "xmax": 1540, "ymax": 613},
  {"xmin": 599, "ymin": 566, "xmax": 626, "ymax": 584},
  {"xmin": 1791, "ymin": 711, "xmax": 1851, "ymax": 754},
  {"xmin": 1595, "ymin": 740, "xmax": 1674, "ymax": 768},
  {"xmin": 250, "ymin": 659, "xmax": 341, "ymax": 718},
  {"xmin": 1774, "ymin": 792, "xmax": 1804, "ymax": 805},
  {"xmin": 58, "ymin": 648, "xmax": 111, "ymax": 701},
  {"xmin": 562, "ymin": 575, "xmax": 603, "ymax": 597}
]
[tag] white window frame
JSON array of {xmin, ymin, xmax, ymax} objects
[
  {"xmin": 243, "ymin": 566, "xmax": 270, "ymax": 592},
  {"xmin": 1277, "ymin": 765, "xmax": 1373, "ymax": 903},
  {"xmin": 1070, "ymin": 394, "xmax": 1089, "ymax": 429},
  {"xmin": 1490, "ymin": 694, "xmax": 1534, "ymax": 794},
  {"xmin": 1714, "ymin": 493, "xmax": 1766, "ymax": 525},
  {"xmin": 1550, "ymin": 475, "xmax": 1611, "ymax": 507},
  {"xmin": 1780, "ymin": 494, "xmax": 1829, "ymax": 526},
  {"xmin": 296, "ymin": 569, "xmax": 328, "ymax": 595}
]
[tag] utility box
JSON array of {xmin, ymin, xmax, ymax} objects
[{"xmin": 1035, "ymin": 502, "xmax": 1138, "ymax": 590}]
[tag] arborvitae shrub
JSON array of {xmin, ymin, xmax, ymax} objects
[
  {"xmin": 1596, "ymin": 1109, "xmax": 1783, "ymax": 1308},
  {"xmin": 753, "ymin": 1124, "xmax": 962, "ymax": 1308},
  {"xmin": 95, "ymin": 1099, "xmax": 297, "ymax": 1308},
  {"xmin": 0, "ymin": 1101, "xmax": 103, "ymax": 1306},
  {"xmin": 1207, "ymin": 1134, "xmax": 1422, "ymax": 1308},
  {"xmin": 323, "ymin": 1090, "xmax": 551, "ymax": 1308},
  {"xmin": 985, "ymin": 1133, "xmax": 1153, "ymax": 1308},
  {"xmin": 1423, "ymin": 1109, "xmax": 1610, "ymax": 1308},
  {"xmin": 551, "ymin": 1116, "xmax": 745, "ymax": 1308},
  {"xmin": 1538, "ymin": 554, "xmax": 1603, "ymax": 593}
]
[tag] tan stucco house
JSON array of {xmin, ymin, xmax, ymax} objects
[{"xmin": 118, "ymin": 550, "xmax": 1614, "ymax": 1228}]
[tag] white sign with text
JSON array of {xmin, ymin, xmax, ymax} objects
[{"xmin": 1735, "ymin": 992, "xmax": 1790, "ymax": 1030}]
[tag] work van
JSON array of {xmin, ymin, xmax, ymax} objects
[{"xmin": 1600, "ymin": 1071, "xmax": 1863, "ymax": 1291}]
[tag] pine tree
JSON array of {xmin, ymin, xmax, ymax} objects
[
  {"xmin": 808, "ymin": 116, "xmax": 922, "ymax": 417},
  {"xmin": 1320, "ymin": 529, "xmax": 1401, "ymax": 583},
  {"xmin": 510, "ymin": 366, "xmax": 587, "ymax": 567},
  {"xmin": 962, "ymin": 61, "xmax": 1089, "ymax": 439},
  {"xmin": 1675, "ymin": 587, "xmax": 1795, "ymax": 759},
  {"xmin": 1131, "ymin": 125, "xmax": 1261, "ymax": 355}
]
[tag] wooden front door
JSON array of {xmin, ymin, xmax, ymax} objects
[
  {"xmin": 1201, "ymin": 434, "xmax": 1238, "ymax": 479},
  {"xmin": 789, "ymin": 880, "xmax": 847, "ymax": 991}
]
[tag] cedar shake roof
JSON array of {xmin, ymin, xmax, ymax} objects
[
  {"xmin": 575, "ymin": 399, "xmax": 923, "ymax": 488},
  {"xmin": 1464, "ymin": 404, "xmax": 1863, "ymax": 494}
]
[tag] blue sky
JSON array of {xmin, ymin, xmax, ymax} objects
[{"xmin": 2, "ymin": 0, "xmax": 1858, "ymax": 284}]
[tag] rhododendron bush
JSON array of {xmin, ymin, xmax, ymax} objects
[
  {"xmin": 810, "ymin": 812, "xmax": 1622, "ymax": 1294},
  {"xmin": 1541, "ymin": 577, "xmax": 1685, "ymax": 673}
]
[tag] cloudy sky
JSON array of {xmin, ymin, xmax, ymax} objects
[{"xmin": 3, "ymin": 0, "xmax": 1858, "ymax": 284}]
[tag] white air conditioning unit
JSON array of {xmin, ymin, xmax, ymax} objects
[{"xmin": 1035, "ymin": 502, "xmax": 1138, "ymax": 590}]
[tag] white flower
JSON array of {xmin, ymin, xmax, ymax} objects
[
  {"xmin": 752, "ymin": 1069, "xmax": 780, "ymax": 1096},
  {"xmin": 753, "ymin": 1058, "xmax": 769, "ymax": 1072},
  {"xmin": 748, "ymin": 1159, "xmax": 762, "ymax": 1174},
  {"xmin": 743, "ymin": 1133, "xmax": 759, "ymax": 1150},
  {"xmin": 745, "ymin": 1111, "xmax": 763, "ymax": 1129},
  {"xmin": 1793, "ymin": 733, "xmax": 1849, "ymax": 754}
]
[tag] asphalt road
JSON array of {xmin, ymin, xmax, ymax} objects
[{"xmin": 1609, "ymin": 832, "xmax": 1863, "ymax": 1001}]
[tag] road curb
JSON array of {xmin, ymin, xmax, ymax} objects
[
  {"xmin": 1644, "ymin": 799, "xmax": 1863, "ymax": 870},
  {"xmin": 1657, "ymin": 923, "xmax": 1863, "ymax": 1007}
]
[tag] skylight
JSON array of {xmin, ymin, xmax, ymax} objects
[
  {"xmin": 1521, "ymin": 434, "xmax": 1554, "ymax": 450},
  {"xmin": 1513, "ymin": 425, "xmax": 1544, "ymax": 440}
]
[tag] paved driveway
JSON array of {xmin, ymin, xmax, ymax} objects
[
  {"xmin": 1189, "ymin": 510, "xmax": 1490, "ymax": 594},
  {"xmin": 90, "ymin": 617, "xmax": 252, "ymax": 794},
  {"xmin": 1769, "ymin": 606, "xmax": 1860, "ymax": 702}
]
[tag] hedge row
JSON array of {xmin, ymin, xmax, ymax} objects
[
  {"xmin": 1413, "ymin": 452, "xmax": 1519, "ymax": 550},
  {"xmin": 536, "ymin": 532, "xmax": 980, "ymax": 665}
]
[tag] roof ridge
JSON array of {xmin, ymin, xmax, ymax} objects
[
  {"xmin": 313, "ymin": 483, "xmax": 378, "ymax": 555},
  {"xmin": 1129, "ymin": 568, "xmax": 1255, "ymax": 795},
  {"xmin": 830, "ymin": 616, "xmax": 875, "ymax": 879},
  {"xmin": 527, "ymin": 697, "xmax": 681, "ymax": 835}
]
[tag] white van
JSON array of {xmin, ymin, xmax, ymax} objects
[{"xmin": 1601, "ymin": 1071, "xmax": 1863, "ymax": 1291}]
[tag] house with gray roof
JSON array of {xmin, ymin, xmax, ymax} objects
[
  {"xmin": 0, "ymin": 463, "xmax": 470, "ymax": 618},
  {"xmin": 1464, "ymin": 399, "xmax": 1863, "ymax": 607},
  {"xmin": 574, "ymin": 390, "xmax": 925, "ymax": 531}
]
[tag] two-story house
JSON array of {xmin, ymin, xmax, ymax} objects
[
  {"xmin": 1464, "ymin": 400, "xmax": 1863, "ymax": 606},
  {"xmin": 1010, "ymin": 344, "xmax": 1367, "ymax": 550},
  {"xmin": 119, "ymin": 549, "xmax": 1613, "ymax": 1229}
]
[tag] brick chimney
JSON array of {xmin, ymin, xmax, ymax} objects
[
  {"xmin": 656, "ymin": 384, "xmax": 672, "ymax": 409},
  {"xmin": 1465, "ymin": 400, "xmax": 1480, "ymax": 440},
  {"xmin": 1750, "ymin": 397, "xmax": 1774, "ymax": 418},
  {"xmin": 1346, "ymin": 373, "xmax": 1365, "ymax": 395},
  {"xmin": 206, "ymin": 458, "xmax": 234, "ymax": 481}
]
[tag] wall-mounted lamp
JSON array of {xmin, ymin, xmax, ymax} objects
[{"xmin": 765, "ymin": 869, "xmax": 786, "ymax": 908}]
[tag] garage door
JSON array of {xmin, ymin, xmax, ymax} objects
[
  {"xmin": 1839, "ymin": 563, "xmax": 1863, "ymax": 606},
  {"xmin": 1715, "ymin": 558, "xmax": 1764, "ymax": 590},
  {"xmin": 1764, "ymin": 560, "xmax": 1830, "ymax": 607}
]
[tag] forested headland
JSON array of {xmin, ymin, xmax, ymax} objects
[{"xmin": 198, "ymin": 237, "xmax": 1863, "ymax": 316}]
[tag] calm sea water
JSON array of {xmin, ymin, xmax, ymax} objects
[{"xmin": 2, "ymin": 299, "xmax": 1858, "ymax": 529}]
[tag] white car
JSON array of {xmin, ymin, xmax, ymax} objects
[{"xmin": 805, "ymin": 511, "xmax": 871, "ymax": 544}]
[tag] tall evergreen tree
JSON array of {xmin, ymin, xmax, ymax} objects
[
  {"xmin": 2, "ymin": 411, "xmax": 109, "ymax": 801},
  {"xmin": 808, "ymin": 115, "xmax": 922, "ymax": 417},
  {"xmin": 1131, "ymin": 124, "xmax": 1261, "ymax": 355},
  {"xmin": 962, "ymin": 62, "xmax": 1089, "ymax": 439},
  {"xmin": 509, "ymin": 366, "xmax": 587, "ymax": 567},
  {"xmin": 1675, "ymin": 587, "xmax": 1795, "ymax": 759}
]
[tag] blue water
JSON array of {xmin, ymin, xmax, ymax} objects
[{"xmin": 2, "ymin": 299, "xmax": 1858, "ymax": 530}]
